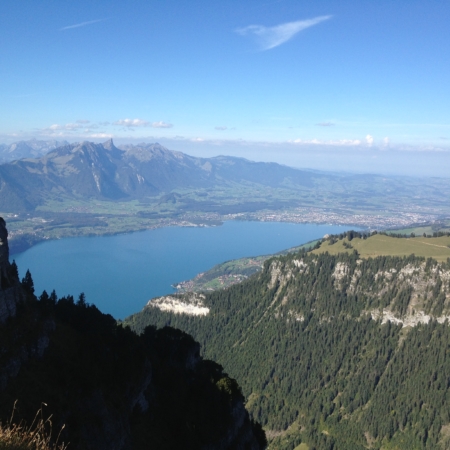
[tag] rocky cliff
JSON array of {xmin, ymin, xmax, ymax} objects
[
  {"xmin": 0, "ymin": 216, "xmax": 53, "ymax": 391},
  {"xmin": 0, "ymin": 217, "xmax": 23, "ymax": 323}
]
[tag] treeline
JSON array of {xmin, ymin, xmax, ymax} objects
[
  {"xmin": 325, "ymin": 229, "xmax": 450, "ymax": 244},
  {"xmin": 126, "ymin": 251, "xmax": 450, "ymax": 449},
  {"xmin": 385, "ymin": 230, "xmax": 450, "ymax": 238}
]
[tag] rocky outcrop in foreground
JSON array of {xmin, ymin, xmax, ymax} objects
[{"xmin": 0, "ymin": 217, "xmax": 24, "ymax": 323}]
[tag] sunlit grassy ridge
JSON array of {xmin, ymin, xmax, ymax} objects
[{"xmin": 312, "ymin": 234, "xmax": 450, "ymax": 262}]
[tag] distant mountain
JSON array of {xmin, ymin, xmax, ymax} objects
[
  {"xmin": 0, "ymin": 139, "xmax": 68, "ymax": 163},
  {"xmin": 0, "ymin": 139, "xmax": 320, "ymax": 211},
  {"xmin": 0, "ymin": 140, "xmax": 449, "ymax": 218}
]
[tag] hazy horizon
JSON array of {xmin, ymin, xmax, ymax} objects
[{"xmin": 2, "ymin": 136, "xmax": 449, "ymax": 178}]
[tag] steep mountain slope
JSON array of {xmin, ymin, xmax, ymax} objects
[
  {"xmin": 0, "ymin": 141, "xmax": 132, "ymax": 210},
  {"xmin": 126, "ymin": 238, "xmax": 450, "ymax": 449},
  {"xmin": 2, "ymin": 139, "xmax": 314, "ymax": 211},
  {"xmin": 0, "ymin": 218, "xmax": 266, "ymax": 450}
]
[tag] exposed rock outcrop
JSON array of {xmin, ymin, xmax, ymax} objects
[
  {"xmin": 0, "ymin": 218, "xmax": 54, "ymax": 391},
  {"xmin": 0, "ymin": 218, "xmax": 9, "ymax": 267},
  {"xmin": 0, "ymin": 217, "xmax": 24, "ymax": 323},
  {"xmin": 147, "ymin": 293, "xmax": 210, "ymax": 316}
]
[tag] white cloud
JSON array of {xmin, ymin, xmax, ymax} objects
[
  {"xmin": 235, "ymin": 16, "xmax": 332, "ymax": 50},
  {"xmin": 316, "ymin": 122, "xmax": 335, "ymax": 127},
  {"xmin": 151, "ymin": 121, "xmax": 173, "ymax": 129},
  {"xmin": 65, "ymin": 123, "xmax": 84, "ymax": 130},
  {"xmin": 113, "ymin": 119, "xmax": 150, "ymax": 127},
  {"xmin": 290, "ymin": 138, "xmax": 362, "ymax": 146},
  {"xmin": 383, "ymin": 137, "xmax": 390, "ymax": 146},
  {"xmin": 89, "ymin": 133, "xmax": 113, "ymax": 138},
  {"xmin": 47, "ymin": 123, "xmax": 83, "ymax": 131},
  {"xmin": 365, "ymin": 135, "xmax": 374, "ymax": 146},
  {"xmin": 41, "ymin": 122, "xmax": 105, "ymax": 136},
  {"xmin": 215, "ymin": 126, "xmax": 228, "ymax": 130},
  {"xmin": 60, "ymin": 18, "xmax": 108, "ymax": 31}
]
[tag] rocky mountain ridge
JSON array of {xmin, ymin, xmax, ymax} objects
[{"xmin": 148, "ymin": 249, "xmax": 450, "ymax": 327}]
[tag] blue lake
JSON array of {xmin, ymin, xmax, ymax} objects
[{"xmin": 12, "ymin": 221, "xmax": 354, "ymax": 319}]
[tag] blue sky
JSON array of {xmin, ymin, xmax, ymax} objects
[{"xmin": 1, "ymin": 0, "xmax": 450, "ymax": 175}]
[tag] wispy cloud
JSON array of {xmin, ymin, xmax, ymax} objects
[
  {"xmin": 89, "ymin": 133, "xmax": 113, "ymax": 139},
  {"xmin": 290, "ymin": 138, "xmax": 362, "ymax": 146},
  {"xmin": 113, "ymin": 119, "xmax": 150, "ymax": 127},
  {"xmin": 316, "ymin": 122, "xmax": 335, "ymax": 127},
  {"xmin": 60, "ymin": 18, "xmax": 108, "ymax": 31},
  {"xmin": 152, "ymin": 121, "xmax": 173, "ymax": 129},
  {"xmin": 113, "ymin": 119, "xmax": 173, "ymax": 129},
  {"xmin": 47, "ymin": 123, "xmax": 83, "ymax": 131},
  {"xmin": 235, "ymin": 16, "xmax": 331, "ymax": 50},
  {"xmin": 366, "ymin": 134, "xmax": 374, "ymax": 146},
  {"xmin": 215, "ymin": 126, "xmax": 228, "ymax": 130},
  {"xmin": 42, "ymin": 122, "xmax": 102, "ymax": 136}
]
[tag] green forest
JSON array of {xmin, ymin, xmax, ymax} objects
[{"xmin": 125, "ymin": 243, "xmax": 450, "ymax": 449}]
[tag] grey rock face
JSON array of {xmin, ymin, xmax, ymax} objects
[
  {"xmin": 0, "ymin": 219, "xmax": 52, "ymax": 390},
  {"xmin": 0, "ymin": 320, "xmax": 55, "ymax": 391},
  {"xmin": 0, "ymin": 217, "xmax": 9, "ymax": 273},
  {"xmin": 0, "ymin": 288, "xmax": 19, "ymax": 324},
  {"xmin": 0, "ymin": 217, "xmax": 22, "ymax": 323}
]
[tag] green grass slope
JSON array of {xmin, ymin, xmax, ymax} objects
[{"xmin": 313, "ymin": 233, "xmax": 450, "ymax": 262}]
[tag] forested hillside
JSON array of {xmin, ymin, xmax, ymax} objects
[{"xmin": 126, "ymin": 243, "xmax": 450, "ymax": 449}]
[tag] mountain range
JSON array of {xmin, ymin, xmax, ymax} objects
[
  {"xmin": 0, "ymin": 139, "xmax": 68, "ymax": 164},
  {"xmin": 1, "ymin": 139, "xmax": 449, "ymax": 218},
  {"xmin": 0, "ymin": 139, "xmax": 320, "ymax": 211}
]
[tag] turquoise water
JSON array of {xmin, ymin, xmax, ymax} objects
[{"xmin": 12, "ymin": 221, "xmax": 354, "ymax": 319}]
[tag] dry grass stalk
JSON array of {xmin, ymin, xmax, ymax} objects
[{"xmin": 0, "ymin": 402, "xmax": 67, "ymax": 450}]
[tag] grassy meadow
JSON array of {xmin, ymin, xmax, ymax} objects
[{"xmin": 313, "ymin": 234, "xmax": 450, "ymax": 262}]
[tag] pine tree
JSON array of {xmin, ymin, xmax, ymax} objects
[{"xmin": 21, "ymin": 269, "xmax": 34, "ymax": 294}]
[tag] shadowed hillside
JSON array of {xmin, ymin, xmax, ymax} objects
[{"xmin": 0, "ymin": 218, "xmax": 266, "ymax": 450}]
